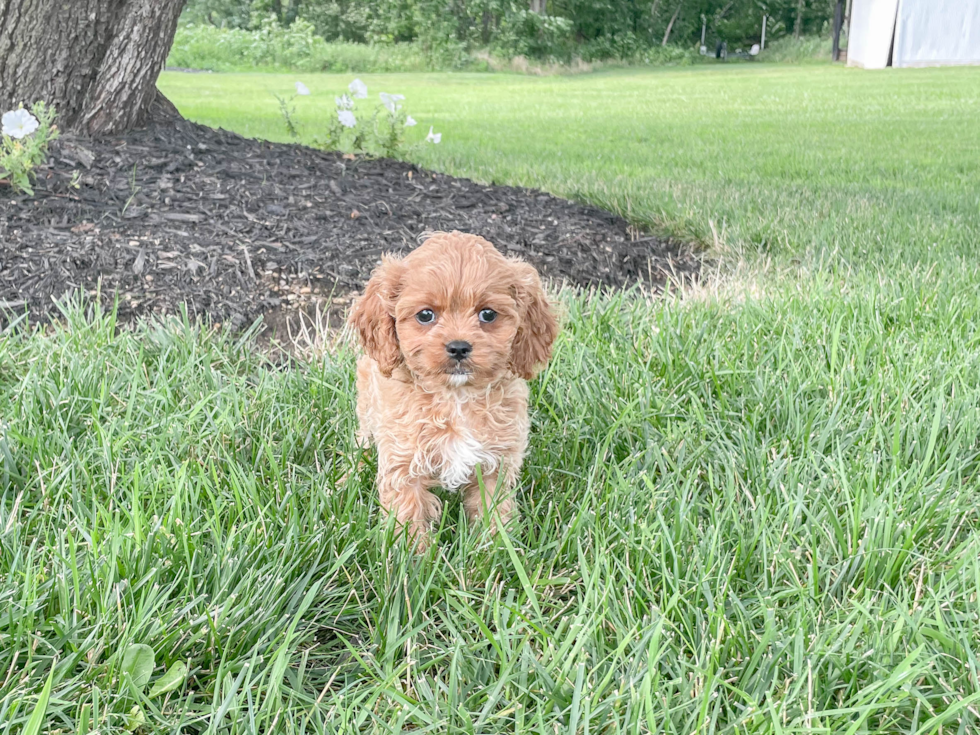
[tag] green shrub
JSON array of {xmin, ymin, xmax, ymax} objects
[
  {"xmin": 575, "ymin": 35, "xmax": 701, "ymax": 66},
  {"xmin": 169, "ymin": 15, "xmax": 714, "ymax": 74},
  {"xmin": 307, "ymin": 40, "xmax": 433, "ymax": 72},
  {"xmin": 493, "ymin": 11, "xmax": 575, "ymax": 61},
  {"xmin": 169, "ymin": 20, "xmax": 435, "ymax": 72},
  {"xmin": 757, "ymin": 34, "xmax": 834, "ymax": 64}
]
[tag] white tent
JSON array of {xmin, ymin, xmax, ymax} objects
[{"xmin": 848, "ymin": 0, "xmax": 980, "ymax": 69}]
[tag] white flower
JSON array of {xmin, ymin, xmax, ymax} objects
[
  {"xmin": 338, "ymin": 110, "xmax": 356, "ymax": 128},
  {"xmin": 335, "ymin": 94, "xmax": 354, "ymax": 110},
  {"xmin": 348, "ymin": 79, "xmax": 368, "ymax": 99},
  {"xmin": 2, "ymin": 109, "xmax": 39, "ymax": 140},
  {"xmin": 426, "ymin": 126, "xmax": 442, "ymax": 144},
  {"xmin": 295, "ymin": 81, "xmax": 310, "ymax": 96},
  {"xmin": 404, "ymin": 115, "xmax": 417, "ymax": 127},
  {"xmin": 379, "ymin": 93, "xmax": 405, "ymax": 114}
]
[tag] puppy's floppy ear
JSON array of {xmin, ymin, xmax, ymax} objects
[
  {"xmin": 509, "ymin": 260, "xmax": 559, "ymax": 380},
  {"xmin": 349, "ymin": 256, "xmax": 405, "ymax": 377}
]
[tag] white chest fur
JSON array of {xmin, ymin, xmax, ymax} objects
[{"xmin": 439, "ymin": 431, "xmax": 499, "ymax": 489}]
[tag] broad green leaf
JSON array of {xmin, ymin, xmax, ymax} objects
[
  {"xmin": 121, "ymin": 644, "xmax": 155, "ymax": 691},
  {"xmin": 148, "ymin": 660, "xmax": 188, "ymax": 699}
]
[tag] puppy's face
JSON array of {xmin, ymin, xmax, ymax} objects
[
  {"xmin": 395, "ymin": 251, "xmax": 519, "ymax": 387},
  {"xmin": 350, "ymin": 232, "xmax": 558, "ymax": 386}
]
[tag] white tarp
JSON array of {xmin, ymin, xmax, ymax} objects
[
  {"xmin": 847, "ymin": 0, "xmax": 899, "ymax": 69},
  {"xmin": 893, "ymin": 0, "xmax": 980, "ymax": 67},
  {"xmin": 848, "ymin": 0, "xmax": 980, "ymax": 69}
]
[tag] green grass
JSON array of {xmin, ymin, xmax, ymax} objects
[
  {"xmin": 0, "ymin": 274, "xmax": 980, "ymax": 733},
  {"xmin": 4, "ymin": 65, "xmax": 980, "ymax": 732},
  {"xmin": 160, "ymin": 64, "xmax": 980, "ymax": 266},
  {"xmin": 4, "ymin": 277, "xmax": 980, "ymax": 732}
]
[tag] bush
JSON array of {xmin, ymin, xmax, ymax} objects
[
  {"xmin": 170, "ymin": 13, "xmax": 723, "ymax": 74},
  {"xmin": 757, "ymin": 34, "xmax": 834, "ymax": 64},
  {"xmin": 494, "ymin": 11, "xmax": 575, "ymax": 61},
  {"xmin": 577, "ymin": 31, "xmax": 643, "ymax": 62},
  {"xmin": 169, "ymin": 19, "xmax": 435, "ymax": 72},
  {"xmin": 577, "ymin": 35, "xmax": 700, "ymax": 65}
]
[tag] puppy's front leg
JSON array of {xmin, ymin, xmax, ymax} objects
[
  {"xmin": 463, "ymin": 461, "xmax": 520, "ymax": 533},
  {"xmin": 377, "ymin": 463, "xmax": 442, "ymax": 551}
]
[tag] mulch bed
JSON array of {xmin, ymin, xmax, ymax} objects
[{"xmin": 0, "ymin": 118, "xmax": 700, "ymax": 335}]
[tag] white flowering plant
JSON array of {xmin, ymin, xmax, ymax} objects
[
  {"xmin": 276, "ymin": 79, "xmax": 441, "ymax": 159},
  {"xmin": 273, "ymin": 81, "xmax": 311, "ymax": 138},
  {"xmin": 0, "ymin": 102, "xmax": 58, "ymax": 196}
]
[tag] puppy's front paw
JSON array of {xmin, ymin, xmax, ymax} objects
[
  {"xmin": 380, "ymin": 477, "xmax": 442, "ymax": 554},
  {"xmin": 408, "ymin": 524, "xmax": 433, "ymax": 553},
  {"xmin": 463, "ymin": 474, "xmax": 516, "ymax": 534},
  {"xmin": 486, "ymin": 502, "xmax": 517, "ymax": 537}
]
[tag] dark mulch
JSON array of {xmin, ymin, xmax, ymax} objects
[{"xmin": 0, "ymin": 118, "xmax": 699, "ymax": 333}]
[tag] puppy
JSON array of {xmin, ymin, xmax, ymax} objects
[{"xmin": 349, "ymin": 231, "xmax": 559, "ymax": 550}]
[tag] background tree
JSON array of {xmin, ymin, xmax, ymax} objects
[
  {"xmin": 793, "ymin": 0, "xmax": 805, "ymax": 38},
  {"xmin": 177, "ymin": 0, "xmax": 836, "ymax": 57},
  {"xmin": 0, "ymin": 0, "xmax": 187, "ymax": 135}
]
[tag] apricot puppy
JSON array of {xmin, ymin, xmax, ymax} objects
[{"xmin": 349, "ymin": 231, "xmax": 559, "ymax": 549}]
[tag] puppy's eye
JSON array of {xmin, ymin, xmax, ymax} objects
[
  {"xmin": 416, "ymin": 309, "xmax": 436, "ymax": 324},
  {"xmin": 478, "ymin": 309, "xmax": 497, "ymax": 324}
]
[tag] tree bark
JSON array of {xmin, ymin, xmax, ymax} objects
[
  {"xmin": 0, "ymin": 0, "xmax": 186, "ymax": 136},
  {"xmin": 662, "ymin": 1, "xmax": 683, "ymax": 46},
  {"xmin": 831, "ymin": 0, "xmax": 844, "ymax": 61}
]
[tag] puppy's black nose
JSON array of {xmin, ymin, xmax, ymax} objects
[{"xmin": 446, "ymin": 340, "xmax": 472, "ymax": 361}]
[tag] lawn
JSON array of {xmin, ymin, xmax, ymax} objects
[
  {"xmin": 159, "ymin": 64, "xmax": 980, "ymax": 264},
  {"xmin": 2, "ymin": 65, "xmax": 980, "ymax": 733}
]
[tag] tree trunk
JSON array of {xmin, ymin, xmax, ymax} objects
[
  {"xmin": 794, "ymin": 0, "xmax": 805, "ymax": 38},
  {"xmin": 831, "ymin": 0, "xmax": 844, "ymax": 61},
  {"xmin": 269, "ymin": 0, "xmax": 283, "ymax": 24},
  {"xmin": 662, "ymin": 1, "xmax": 683, "ymax": 46},
  {"xmin": 530, "ymin": 0, "xmax": 546, "ymax": 16},
  {"xmin": 0, "ymin": 0, "xmax": 186, "ymax": 136}
]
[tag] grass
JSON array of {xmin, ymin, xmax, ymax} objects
[
  {"xmin": 3, "ymin": 65, "xmax": 980, "ymax": 732},
  {"xmin": 4, "ymin": 277, "xmax": 980, "ymax": 732},
  {"xmin": 159, "ymin": 64, "xmax": 980, "ymax": 267}
]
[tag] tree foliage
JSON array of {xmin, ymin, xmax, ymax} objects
[{"xmin": 181, "ymin": 0, "xmax": 837, "ymax": 58}]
